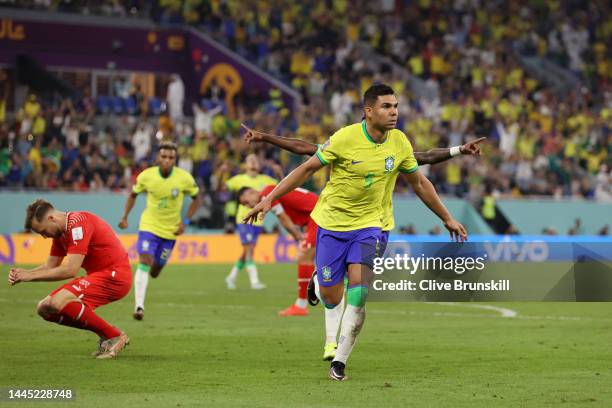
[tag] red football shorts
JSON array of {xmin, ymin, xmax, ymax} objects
[
  {"xmin": 50, "ymin": 266, "xmax": 132, "ymax": 310},
  {"xmin": 301, "ymin": 218, "xmax": 318, "ymax": 249}
]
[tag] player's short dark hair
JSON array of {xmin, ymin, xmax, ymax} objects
[
  {"xmin": 236, "ymin": 186, "xmax": 253, "ymax": 202},
  {"xmin": 158, "ymin": 142, "xmax": 178, "ymax": 152},
  {"xmin": 25, "ymin": 199, "xmax": 54, "ymax": 230},
  {"xmin": 363, "ymin": 84, "xmax": 395, "ymax": 106}
]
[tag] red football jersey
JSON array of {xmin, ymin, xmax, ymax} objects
[
  {"xmin": 261, "ymin": 185, "xmax": 319, "ymax": 226},
  {"xmin": 50, "ymin": 212, "xmax": 130, "ymax": 274}
]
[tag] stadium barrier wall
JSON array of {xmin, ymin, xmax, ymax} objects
[
  {"xmin": 497, "ymin": 199, "xmax": 611, "ymax": 235},
  {"xmin": 1, "ymin": 192, "xmax": 608, "ymax": 236},
  {"xmin": 0, "ymin": 192, "xmax": 148, "ymax": 234},
  {"xmin": 391, "ymin": 196, "xmax": 494, "ymax": 235}
]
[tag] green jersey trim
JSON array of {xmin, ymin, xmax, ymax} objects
[
  {"xmin": 398, "ymin": 165, "xmax": 419, "ymax": 174},
  {"xmin": 316, "ymin": 149, "xmax": 328, "ymax": 166},
  {"xmin": 158, "ymin": 167, "xmax": 174, "ymax": 179},
  {"xmin": 361, "ymin": 120, "xmax": 387, "ymax": 145}
]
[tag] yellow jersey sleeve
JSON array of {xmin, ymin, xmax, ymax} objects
[
  {"xmin": 132, "ymin": 169, "xmax": 149, "ymax": 194},
  {"xmin": 397, "ymin": 135, "xmax": 418, "ymax": 174},
  {"xmin": 315, "ymin": 131, "xmax": 345, "ymax": 165},
  {"xmin": 182, "ymin": 171, "xmax": 199, "ymax": 197}
]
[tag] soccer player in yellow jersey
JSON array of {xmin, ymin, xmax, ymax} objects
[
  {"xmin": 245, "ymin": 84, "xmax": 467, "ymax": 381},
  {"xmin": 118, "ymin": 143, "xmax": 200, "ymax": 320},
  {"xmin": 242, "ymin": 124, "xmax": 484, "ymax": 359},
  {"xmin": 225, "ymin": 154, "xmax": 277, "ymax": 290}
]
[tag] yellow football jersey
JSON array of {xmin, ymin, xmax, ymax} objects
[
  {"xmin": 381, "ymin": 172, "xmax": 399, "ymax": 231},
  {"xmin": 133, "ymin": 166, "xmax": 199, "ymax": 240},
  {"xmin": 312, "ymin": 121, "xmax": 417, "ymax": 231},
  {"xmin": 226, "ymin": 173, "xmax": 277, "ymax": 226}
]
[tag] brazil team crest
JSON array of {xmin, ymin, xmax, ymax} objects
[
  {"xmin": 321, "ymin": 266, "xmax": 332, "ymax": 282},
  {"xmin": 171, "ymin": 188, "xmax": 179, "ymax": 198},
  {"xmin": 384, "ymin": 156, "xmax": 395, "ymax": 173}
]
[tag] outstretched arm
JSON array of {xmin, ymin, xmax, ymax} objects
[
  {"xmin": 242, "ymin": 124, "xmax": 317, "ymax": 155},
  {"xmin": 414, "ymin": 137, "xmax": 486, "ymax": 165},
  {"xmin": 243, "ymin": 155, "xmax": 323, "ymax": 223},
  {"xmin": 403, "ymin": 171, "xmax": 468, "ymax": 242}
]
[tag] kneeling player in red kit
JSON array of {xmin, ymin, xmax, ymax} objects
[{"xmin": 8, "ymin": 199, "xmax": 132, "ymax": 359}]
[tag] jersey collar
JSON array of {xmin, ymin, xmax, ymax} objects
[
  {"xmin": 362, "ymin": 120, "xmax": 388, "ymax": 145},
  {"xmin": 158, "ymin": 167, "xmax": 174, "ymax": 179}
]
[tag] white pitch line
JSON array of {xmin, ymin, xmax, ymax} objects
[
  {"xmin": 369, "ymin": 308, "xmax": 582, "ymax": 321},
  {"xmin": 430, "ymin": 302, "xmax": 518, "ymax": 318}
]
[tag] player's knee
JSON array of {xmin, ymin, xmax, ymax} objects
[
  {"xmin": 347, "ymin": 285, "xmax": 369, "ymax": 307},
  {"xmin": 36, "ymin": 299, "xmax": 57, "ymax": 319},
  {"xmin": 139, "ymin": 254, "xmax": 154, "ymax": 266},
  {"xmin": 320, "ymin": 289, "xmax": 343, "ymax": 308}
]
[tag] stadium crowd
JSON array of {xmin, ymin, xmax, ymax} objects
[{"xmin": 0, "ymin": 0, "xmax": 610, "ymax": 210}]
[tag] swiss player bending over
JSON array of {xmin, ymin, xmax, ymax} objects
[{"xmin": 8, "ymin": 199, "xmax": 132, "ymax": 359}]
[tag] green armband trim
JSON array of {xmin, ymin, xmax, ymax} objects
[
  {"xmin": 399, "ymin": 165, "xmax": 418, "ymax": 174},
  {"xmin": 315, "ymin": 150, "xmax": 328, "ymax": 166}
]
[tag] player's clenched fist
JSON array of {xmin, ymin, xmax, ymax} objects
[
  {"xmin": 118, "ymin": 218, "xmax": 128, "ymax": 229},
  {"xmin": 8, "ymin": 268, "xmax": 27, "ymax": 286}
]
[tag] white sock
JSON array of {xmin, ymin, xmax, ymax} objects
[
  {"xmin": 246, "ymin": 262, "xmax": 260, "ymax": 285},
  {"xmin": 333, "ymin": 304, "xmax": 366, "ymax": 364},
  {"xmin": 227, "ymin": 264, "xmax": 240, "ymax": 281},
  {"xmin": 134, "ymin": 266, "xmax": 150, "ymax": 310},
  {"xmin": 324, "ymin": 296, "xmax": 345, "ymax": 344},
  {"xmin": 295, "ymin": 298, "xmax": 308, "ymax": 308}
]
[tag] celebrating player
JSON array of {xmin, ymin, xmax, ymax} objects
[
  {"xmin": 241, "ymin": 123, "xmax": 484, "ymax": 360},
  {"xmin": 8, "ymin": 199, "xmax": 132, "ymax": 359},
  {"xmin": 244, "ymin": 84, "xmax": 467, "ymax": 381},
  {"xmin": 238, "ymin": 185, "xmax": 317, "ymax": 316},
  {"xmin": 119, "ymin": 142, "xmax": 200, "ymax": 320},
  {"xmin": 224, "ymin": 154, "xmax": 277, "ymax": 290}
]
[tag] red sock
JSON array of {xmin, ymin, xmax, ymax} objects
[
  {"xmin": 297, "ymin": 264, "xmax": 313, "ymax": 301},
  {"xmin": 59, "ymin": 301, "xmax": 121, "ymax": 339}
]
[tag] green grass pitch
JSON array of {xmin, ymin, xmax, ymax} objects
[{"xmin": 1, "ymin": 264, "xmax": 611, "ymax": 407}]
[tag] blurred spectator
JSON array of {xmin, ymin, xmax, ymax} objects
[
  {"xmin": 132, "ymin": 121, "xmax": 153, "ymax": 163},
  {"xmin": 193, "ymin": 101, "xmax": 223, "ymax": 138},
  {"xmin": 166, "ymin": 74, "xmax": 184, "ymax": 122}
]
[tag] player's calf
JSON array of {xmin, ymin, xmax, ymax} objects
[{"xmin": 149, "ymin": 264, "xmax": 163, "ymax": 278}]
